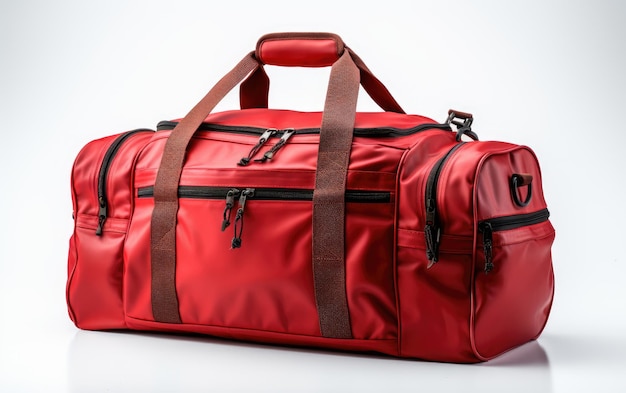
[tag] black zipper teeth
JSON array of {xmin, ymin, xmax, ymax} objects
[
  {"xmin": 98, "ymin": 129, "xmax": 154, "ymax": 199},
  {"xmin": 479, "ymin": 209, "xmax": 550, "ymax": 232},
  {"xmin": 137, "ymin": 186, "xmax": 390, "ymax": 203},
  {"xmin": 95, "ymin": 129, "xmax": 154, "ymax": 235},
  {"xmin": 423, "ymin": 142, "xmax": 466, "ymax": 263},
  {"xmin": 156, "ymin": 121, "xmax": 451, "ymax": 137},
  {"xmin": 425, "ymin": 142, "xmax": 465, "ymax": 207},
  {"xmin": 479, "ymin": 208, "xmax": 550, "ymax": 274}
]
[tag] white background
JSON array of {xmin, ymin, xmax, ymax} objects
[{"xmin": 1, "ymin": 0, "xmax": 625, "ymax": 391}]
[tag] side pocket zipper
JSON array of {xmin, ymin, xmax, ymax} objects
[
  {"xmin": 478, "ymin": 209, "xmax": 550, "ymax": 273},
  {"xmin": 95, "ymin": 129, "xmax": 154, "ymax": 235},
  {"xmin": 424, "ymin": 142, "xmax": 465, "ymax": 266}
]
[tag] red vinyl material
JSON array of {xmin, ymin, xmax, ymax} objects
[
  {"xmin": 256, "ymin": 33, "xmax": 343, "ymax": 67},
  {"xmin": 66, "ymin": 33, "xmax": 555, "ymax": 363}
]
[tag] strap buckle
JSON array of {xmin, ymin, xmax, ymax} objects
[{"xmin": 446, "ymin": 109, "xmax": 478, "ymax": 142}]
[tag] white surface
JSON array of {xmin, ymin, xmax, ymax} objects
[{"xmin": 1, "ymin": 0, "xmax": 625, "ymax": 391}]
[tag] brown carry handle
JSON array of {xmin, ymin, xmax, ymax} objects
[
  {"xmin": 256, "ymin": 32, "xmax": 345, "ymax": 67},
  {"xmin": 151, "ymin": 38, "xmax": 360, "ymax": 338},
  {"xmin": 241, "ymin": 32, "xmax": 405, "ymax": 114}
]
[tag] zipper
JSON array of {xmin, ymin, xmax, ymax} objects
[
  {"xmin": 231, "ymin": 188, "xmax": 254, "ymax": 249},
  {"xmin": 424, "ymin": 142, "xmax": 465, "ymax": 266},
  {"xmin": 478, "ymin": 209, "xmax": 550, "ymax": 273},
  {"xmin": 137, "ymin": 186, "xmax": 391, "ymax": 203},
  {"xmin": 158, "ymin": 121, "xmax": 451, "ymax": 167},
  {"xmin": 238, "ymin": 128, "xmax": 296, "ymax": 166},
  {"xmin": 95, "ymin": 129, "xmax": 154, "ymax": 235},
  {"xmin": 254, "ymin": 128, "xmax": 296, "ymax": 163},
  {"xmin": 138, "ymin": 185, "xmax": 391, "ymax": 249},
  {"xmin": 221, "ymin": 188, "xmax": 239, "ymax": 231},
  {"xmin": 156, "ymin": 121, "xmax": 452, "ymax": 138},
  {"xmin": 237, "ymin": 129, "xmax": 277, "ymax": 166}
]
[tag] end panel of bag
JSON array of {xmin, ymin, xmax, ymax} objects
[
  {"xmin": 68, "ymin": 135, "xmax": 118, "ymax": 328},
  {"xmin": 470, "ymin": 145, "xmax": 555, "ymax": 360},
  {"xmin": 474, "ymin": 145, "xmax": 548, "ymax": 221},
  {"xmin": 67, "ymin": 132, "xmax": 153, "ymax": 330},
  {"xmin": 396, "ymin": 133, "xmax": 479, "ymax": 362}
]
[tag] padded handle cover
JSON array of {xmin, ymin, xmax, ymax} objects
[{"xmin": 256, "ymin": 32, "xmax": 345, "ymax": 67}]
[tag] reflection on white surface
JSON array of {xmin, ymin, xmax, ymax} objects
[{"xmin": 67, "ymin": 331, "xmax": 552, "ymax": 392}]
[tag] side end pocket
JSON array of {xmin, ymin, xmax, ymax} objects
[
  {"xmin": 66, "ymin": 214, "xmax": 128, "ymax": 330},
  {"xmin": 397, "ymin": 230, "xmax": 478, "ymax": 362},
  {"xmin": 472, "ymin": 219, "xmax": 555, "ymax": 359}
]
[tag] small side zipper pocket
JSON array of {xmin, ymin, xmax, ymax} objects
[
  {"xmin": 478, "ymin": 208, "xmax": 550, "ymax": 273},
  {"xmin": 472, "ymin": 208, "xmax": 554, "ymax": 359}
]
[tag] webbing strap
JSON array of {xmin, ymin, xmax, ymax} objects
[
  {"xmin": 312, "ymin": 50, "xmax": 359, "ymax": 338},
  {"xmin": 150, "ymin": 52, "xmax": 260, "ymax": 323},
  {"xmin": 150, "ymin": 47, "xmax": 365, "ymax": 339}
]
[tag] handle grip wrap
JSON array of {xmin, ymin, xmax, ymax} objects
[{"xmin": 256, "ymin": 32, "xmax": 344, "ymax": 67}]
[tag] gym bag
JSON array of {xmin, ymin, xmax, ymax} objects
[{"xmin": 66, "ymin": 32, "xmax": 555, "ymax": 362}]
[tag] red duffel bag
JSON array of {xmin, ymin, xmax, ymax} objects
[{"xmin": 66, "ymin": 32, "xmax": 555, "ymax": 362}]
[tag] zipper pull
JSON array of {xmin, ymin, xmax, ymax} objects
[
  {"xmin": 232, "ymin": 188, "xmax": 255, "ymax": 249},
  {"xmin": 424, "ymin": 198, "xmax": 440, "ymax": 267},
  {"xmin": 255, "ymin": 128, "xmax": 296, "ymax": 163},
  {"xmin": 221, "ymin": 188, "xmax": 240, "ymax": 231},
  {"xmin": 481, "ymin": 222, "xmax": 494, "ymax": 273},
  {"xmin": 95, "ymin": 197, "xmax": 106, "ymax": 236},
  {"xmin": 238, "ymin": 129, "xmax": 277, "ymax": 166}
]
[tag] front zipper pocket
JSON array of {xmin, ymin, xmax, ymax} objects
[
  {"xmin": 478, "ymin": 208, "xmax": 550, "ymax": 273},
  {"xmin": 96, "ymin": 129, "xmax": 154, "ymax": 235},
  {"xmin": 138, "ymin": 185, "xmax": 391, "ymax": 248},
  {"xmin": 127, "ymin": 182, "xmax": 398, "ymax": 336}
]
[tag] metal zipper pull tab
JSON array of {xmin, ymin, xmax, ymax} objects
[
  {"xmin": 95, "ymin": 197, "xmax": 107, "ymax": 236},
  {"xmin": 481, "ymin": 222, "xmax": 494, "ymax": 273},
  {"xmin": 232, "ymin": 188, "xmax": 255, "ymax": 249},
  {"xmin": 424, "ymin": 198, "xmax": 440, "ymax": 267},
  {"xmin": 238, "ymin": 129, "xmax": 277, "ymax": 166},
  {"xmin": 255, "ymin": 128, "xmax": 296, "ymax": 163},
  {"xmin": 221, "ymin": 188, "xmax": 240, "ymax": 231}
]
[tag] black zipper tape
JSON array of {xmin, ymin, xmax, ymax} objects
[
  {"xmin": 424, "ymin": 142, "xmax": 466, "ymax": 265},
  {"xmin": 478, "ymin": 208, "xmax": 550, "ymax": 273},
  {"xmin": 156, "ymin": 121, "xmax": 451, "ymax": 138},
  {"xmin": 96, "ymin": 129, "xmax": 154, "ymax": 235},
  {"xmin": 137, "ymin": 185, "xmax": 391, "ymax": 203},
  {"xmin": 139, "ymin": 185, "xmax": 391, "ymax": 249},
  {"xmin": 479, "ymin": 209, "xmax": 550, "ymax": 232}
]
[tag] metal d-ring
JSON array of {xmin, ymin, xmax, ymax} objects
[{"xmin": 510, "ymin": 174, "xmax": 533, "ymax": 207}]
